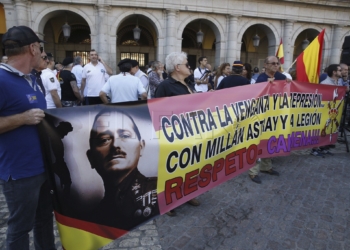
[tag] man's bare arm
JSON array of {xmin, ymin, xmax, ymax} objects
[
  {"xmin": 140, "ymin": 92, "xmax": 147, "ymax": 100},
  {"xmin": 99, "ymin": 91, "xmax": 109, "ymax": 104},
  {"xmin": 70, "ymin": 80, "xmax": 83, "ymax": 101},
  {"xmin": 99, "ymin": 58, "xmax": 113, "ymax": 75},
  {"xmin": 50, "ymin": 90, "xmax": 62, "ymax": 108},
  {"xmin": 0, "ymin": 109, "xmax": 45, "ymax": 134}
]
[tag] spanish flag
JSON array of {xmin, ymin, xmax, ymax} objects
[
  {"xmin": 276, "ymin": 38, "xmax": 284, "ymax": 71},
  {"xmin": 296, "ymin": 29, "xmax": 325, "ymax": 84}
]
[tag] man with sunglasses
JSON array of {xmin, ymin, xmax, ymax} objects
[
  {"xmin": 0, "ymin": 26, "xmax": 56, "ymax": 249},
  {"xmin": 255, "ymin": 56, "xmax": 286, "ymax": 84},
  {"xmin": 320, "ymin": 64, "xmax": 342, "ymax": 86},
  {"xmin": 249, "ymin": 56, "xmax": 286, "ymax": 184}
]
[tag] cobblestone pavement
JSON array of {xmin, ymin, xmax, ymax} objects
[{"xmin": 0, "ymin": 138, "xmax": 349, "ymax": 250}]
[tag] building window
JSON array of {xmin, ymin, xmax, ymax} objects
[
  {"xmin": 66, "ymin": 51, "xmax": 90, "ymax": 65},
  {"xmin": 120, "ymin": 53, "xmax": 148, "ymax": 67}
]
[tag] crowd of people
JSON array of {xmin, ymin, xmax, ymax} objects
[{"xmin": 1, "ymin": 25, "xmax": 349, "ymax": 249}]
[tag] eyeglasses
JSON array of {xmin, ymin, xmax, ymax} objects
[
  {"xmin": 177, "ymin": 63, "xmax": 190, "ymax": 68},
  {"xmin": 41, "ymin": 56, "xmax": 48, "ymax": 60},
  {"xmin": 32, "ymin": 43, "xmax": 44, "ymax": 53},
  {"xmin": 267, "ymin": 62, "xmax": 280, "ymax": 66}
]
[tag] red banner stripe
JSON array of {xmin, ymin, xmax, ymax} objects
[{"xmin": 54, "ymin": 211, "xmax": 128, "ymax": 240}]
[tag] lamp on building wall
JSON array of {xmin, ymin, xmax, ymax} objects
[
  {"xmin": 62, "ymin": 22, "xmax": 71, "ymax": 41},
  {"xmin": 62, "ymin": 14, "xmax": 71, "ymax": 41},
  {"xmin": 196, "ymin": 21, "xmax": 204, "ymax": 45},
  {"xmin": 253, "ymin": 31, "xmax": 260, "ymax": 47},
  {"xmin": 302, "ymin": 32, "xmax": 310, "ymax": 50},
  {"xmin": 133, "ymin": 16, "xmax": 141, "ymax": 41}
]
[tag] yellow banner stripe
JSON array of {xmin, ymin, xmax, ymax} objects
[{"xmin": 57, "ymin": 221, "xmax": 114, "ymax": 250}]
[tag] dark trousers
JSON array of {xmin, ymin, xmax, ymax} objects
[
  {"xmin": 84, "ymin": 96, "xmax": 103, "ymax": 105},
  {"xmin": 0, "ymin": 173, "xmax": 56, "ymax": 250}
]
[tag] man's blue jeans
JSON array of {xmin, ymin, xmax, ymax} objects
[{"xmin": 0, "ymin": 173, "xmax": 56, "ymax": 250}]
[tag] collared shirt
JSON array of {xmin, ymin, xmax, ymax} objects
[
  {"xmin": 41, "ymin": 68, "xmax": 61, "ymax": 109},
  {"xmin": 155, "ymin": 76, "xmax": 196, "ymax": 97},
  {"xmin": 101, "ymin": 72, "xmax": 145, "ymax": 103},
  {"xmin": 0, "ymin": 64, "xmax": 46, "ymax": 181},
  {"xmin": 30, "ymin": 69, "xmax": 46, "ymax": 96},
  {"xmin": 320, "ymin": 76, "xmax": 338, "ymax": 86}
]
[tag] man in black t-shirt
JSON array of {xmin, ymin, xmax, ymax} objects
[{"xmin": 60, "ymin": 57, "xmax": 83, "ymax": 107}]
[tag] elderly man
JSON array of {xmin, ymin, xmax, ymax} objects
[
  {"xmin": 41, "ymin": 52, "xmax": 62, "ymax": 108},
  {"xmin": 99, "ymin": 58, "xmax": 147, "ymax": 103},
  {"xmin": 71, "ymin": 56, "xmax": 84, "ymax": 90},
  {"xmin": 249, "ymin": 56, "xmax": 286, "ymax": 184},
  {"xmin": 81, "ymin": 49, "xmax": 112, "ymax": 105},
  {"xmin": 0, "ymin": 26, "xmax": 56, "ymax": 249},
  {"xmin": 87, "ymin": 108, "xmax": 159, "ymax": 230},
  {"xmin": 155, "ymin": 51, "xmax": 200, "ymax": 216}
]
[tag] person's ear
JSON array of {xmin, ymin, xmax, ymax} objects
[
  {"xmin": 139, "ymin": 139, "xmax": 146, "ymax": 156},
  {"xmin": 86, "ymin": 149, "xmax": 95, "ymax": 169}
]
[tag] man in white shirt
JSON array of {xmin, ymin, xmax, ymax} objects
[
  {"xmin": 99, "ymin": 58, "xmax": 147, "ymax": 104},
  {"xmin": 194, "ymin": 56, "xmax": 210, "ymax": 92},
  {"xmin": 130, "ymin": 59, "xmax": 150, "ymax": 98},
  {"xmin": 71, "ymin": 56, "xmax": 84, "ymax": 90},
  {"xmin": 41, "ymin": 53, "xmax": 62, "ymax": 108},
  {"xmin": 81, "ymin": 49, "xmax": 113, "ymax": 105}
]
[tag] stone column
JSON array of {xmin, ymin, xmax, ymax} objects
[
  {"xmin": 3, "ymin": 3, "xmax": 17, "ymax": 30},
  {"xmin": 14, "ymin": 0, "xmax": 28, "ymax": 26},
  {"xmin": 95, "ymin": 4, "xmax": 110, "ymax": 63},
  {"xmin": 165, "ymin": 9, "xmax": 177, "ymax": 56},
  {"xmin": 330, "ymin": 25, "xmax": 343, "ymax": 64},
  {"xmin": 157, "ymin": 37, "xmax": 165, "ymax": 63},
  {"xmin": 226, "ymin": 15, "xmax": 239, "ymax": 64},
  {"xmin": 109, "ymin": 35, "xmax": 117, "ymax": 74},
  {"xmin": 283, "ymin": 20, "xmax": 294, "ymax": 69}
]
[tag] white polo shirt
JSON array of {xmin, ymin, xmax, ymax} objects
[
  {"xmin": 101, "ymin": 73, "xmax": 146, "ymax": 103},
  {"xmin": 194, "ymin": 67, "xmax": 209, "ymax": 92},
  {"xmin": 41, "ymin": 68, "xmax": 61, "ymax": 109},
  {"xmin": 82, "ymin": 62, "xmax": 109, "ymax": 97}
]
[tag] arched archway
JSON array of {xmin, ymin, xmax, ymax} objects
[
  {"xmin": 115, "ymin": 14, "xmax": 159, "ymax": 71},
  {"xmin": 238, "ymin": 22, "xmax": 279, "ymax": 70},
  {"xmin": 178, "ymin": 16, "xmax": 224, "ymax": 68},
  {"xmin": 34, "ymin": 9, "xmax": 92, "ymax": 63}
]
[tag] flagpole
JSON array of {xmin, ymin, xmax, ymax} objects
[{"xmin": 285, "ymin": 58, "xmax": 297, "ymax": 73}]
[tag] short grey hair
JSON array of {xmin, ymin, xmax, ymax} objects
[
  {"xmin": 166, "ymin": 52, "xmax": 187, "ymax": 75},
  {"xmin": 74, "ymin": 56, "xmax": 82, "ymax": 66},
  {"xmin": 152, "ymin": 61, "xmax": 163, "ymax": 70}
]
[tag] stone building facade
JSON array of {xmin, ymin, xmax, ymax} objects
[{"xmin": 0, "ymin": 0, "xmax": 349, "ymax": 73}]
